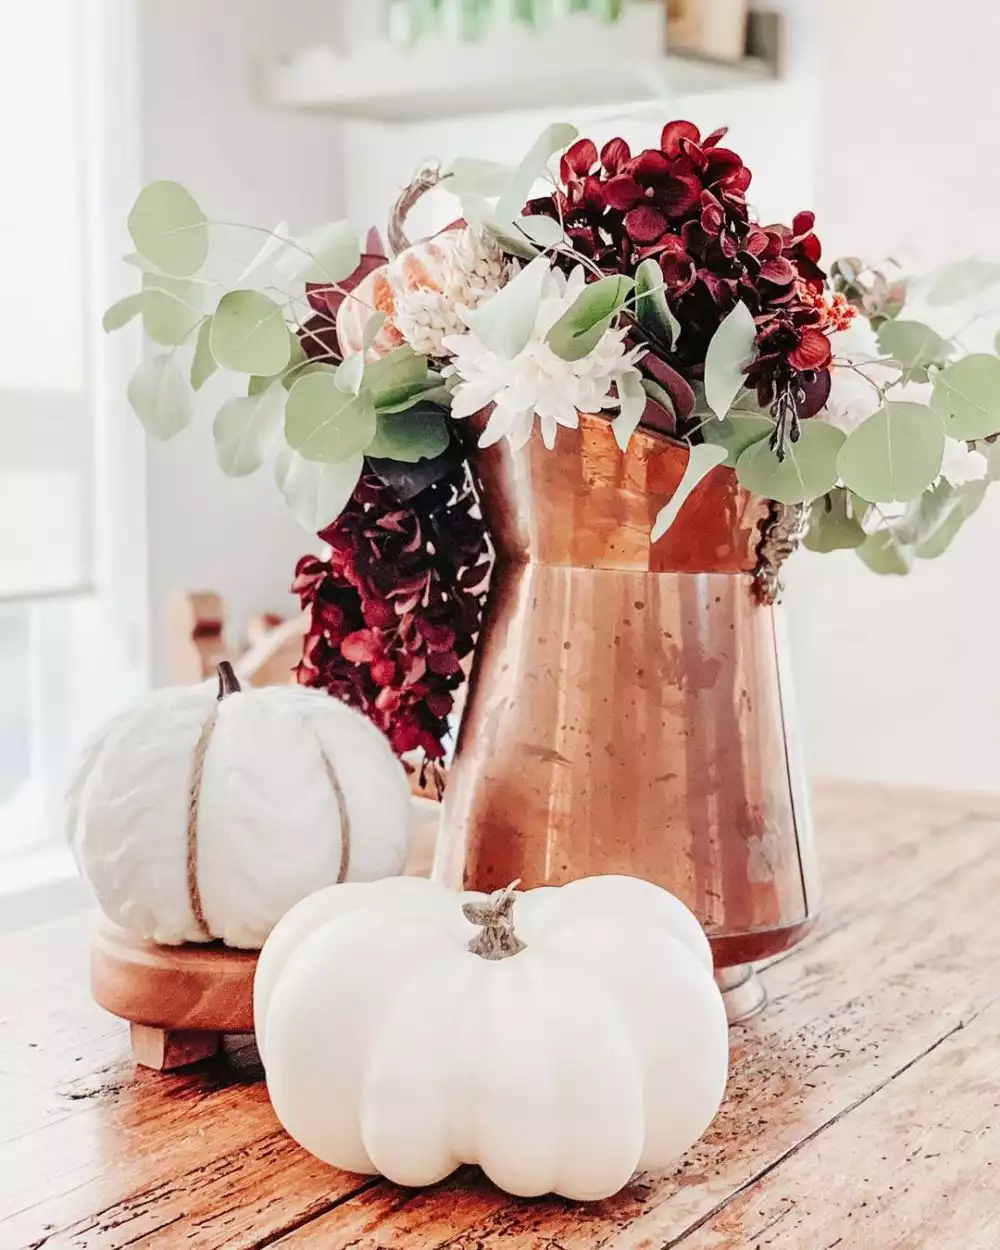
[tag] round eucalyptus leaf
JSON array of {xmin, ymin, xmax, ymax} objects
[
  {"xmin": 545, "ymin": 274, "xmax": 633, "ymax": 362},
  {"xmin": 876, "ymin": 319, "xmax": 950, "ymax": 382},
  {"xmin": 926, "ymin": 257, "xmax": 1000, "ymax": 305},
  {"xmin": 190, "ymin": 318, "xmax": 217, "ymax": 391},
  {"xmin": 634, "ymin": 257, "xmax": 681, "ymax": 349},
  {"xmin": 367, "ymin": 406, "xmax": 451, "ymax": 463},
  {"xmin": 127, "ymin": 354, "xmax": 192, "ymax": 441},
  {"xmin": 701, "ymin": 413, "xmax": 774, "ymax": 467},
  {"xmin": 278, "ymin": 220, "xmax": 361, "ymax": 285},
  {"xmin": 704, "ymin": 301, "xmax": 757, "ymax": 419},
  {"xmin": 141, "ymin": 274, "xmax": 204, "ymax": 346},
  {"xmin": 915, "ymin": 479, "xmax": 988, "ymax": 558},
  {"xmin": 102, "ymin": 293, "xmax": 145, "ymax": 333},
  {"xmin": 803, "ymin": 489, "xmax": 866, "ymax": 552},
  {"xmin": 735, "ymin": 420, "xmax": 845, "ymax": 504},
  {"xmin": 930, "ymin": 354, "xmax": 1000, "ymax": 440},
  {"xmin": 465, "ymin": 256, "xmax": 550, "ymax": 359},
  {"xmin": 210, "ymin": 291, "xmax": 291, "ymax": 376},
  {"xmin": 855, "ymin": 530, "xmax": 913, "ymax": 575},
  {"xmin": 212, "ymin": 390, "xmax": 285, "ymax": 478},
  {"xmin": 285, "ymin": 370, "xmax": 376, "ymax": 463},
  {"xmin": 837, "ymin": 402, "xmax": 945, "ymax": 502},
  {"xmin": 274, "ymin": 445, "xmax": 364, "ymax": 533},
  {"xmin": 127, "ymin": 181, "xmax": 208, "ymax": 277}
]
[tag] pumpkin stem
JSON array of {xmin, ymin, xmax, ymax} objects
[
  {"xmin": 387, "ymin": 165, "xmax": 444, "ymax": 259},
  {"xmin": 216, "ymin": 661, "xmax": 242, "ymax": 701},
  {"xmin": 463, "ymin": 881, "xmax": 526, "ymax": 960}
]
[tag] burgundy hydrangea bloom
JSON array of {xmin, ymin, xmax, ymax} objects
[
  {"xmin": 526, "ymin": 121, "xmax": 833, "ymax": 436},
  {"xmin": 292, "ymin": 467, "xmax": 491, "ymax": 762}
]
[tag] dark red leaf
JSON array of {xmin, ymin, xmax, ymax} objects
[
  {"xmin": 603, "ymin": 175, "xmax": 645, "ymax": 211},
  {"xmin": 560, "ymin": 138, "xmax": 598, "ymax": 182},
  {"xmin": 600, "ymin": 137, "xmax": 632, "ymax": 175},
  {"xmin": 624, "ymin": 205, "xmax": 669, "ymax": 244},
  {"xmin": 660, "ymin": 120, "xmax": 701, "ymax": 156},
  {"xmin": 792, "ymin": 211, "xmax": 815, "ymax": 236},
  {"xmin": 702, "ymin": 126, "xmax": 729, "ymax": 149},
  {"xmin": 640, "ymin": 356, "xmax": 696, "ymax": 420},
  {"xmin": 759, "ymin": 257, "xmax": 797, "ymax": 285},
  {"xmin": 630, "ymin": 149, "xmax": 672, "ymax": 185},
  {"xmin": 787, "ymin": 328, "xmax": 833, "ymax": 371},
  {"xmin": 341, "ymin": 629, "xmax": 382, "ymax": 664},
  {"xmin": 661, "ymin": 174, "xmax": 703, "ymax": 217}
]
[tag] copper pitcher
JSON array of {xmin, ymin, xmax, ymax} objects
[{"xmin": 434, "ymin": 414, "xmax": 818, "ymax": 1018}]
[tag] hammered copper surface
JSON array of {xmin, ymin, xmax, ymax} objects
[{"xmin": 436, "ymin": 414, "xmax": 818, "ymax": 965}]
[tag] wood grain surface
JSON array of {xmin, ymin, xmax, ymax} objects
[{"xmin": 2, "ymin": 781, "xmax": 999, "ymax": 1249}]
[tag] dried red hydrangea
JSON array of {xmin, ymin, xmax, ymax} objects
[
  {"xmin": 525, "ymin": 121, "xmax": 833, "ymax": 439},
  {"xmin": 292, "ymin": 466, "xmax": 491, "ymax": 761}
]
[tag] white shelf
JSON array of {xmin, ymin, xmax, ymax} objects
[{"xmin": 259, "ymin": 8, "xmax": 778, "ymax": 124}]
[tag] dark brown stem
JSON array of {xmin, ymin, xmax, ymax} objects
[
  {"xmin": 216, "ymin": 661, "xmax": 242, "ymax": 701},
  {"xmin": 462, "ymin": 881, "xmax": 526, "ymax": 960}
]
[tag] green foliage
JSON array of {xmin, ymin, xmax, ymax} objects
[
  {"xmin": 803, "ymin": 489, "xmax": 866, "ymax": 553},
  {"xmin": 447, "ymin": 157, "xmax": 516, "ymax": 198},
  {"xmin": 546, "ymin": 274, "xmax": 634, "ymax": 361},
  {"xmin": 931, "ymin": 354, "xmax": 1000, "ymax": 440},
  {"xmin": 365, "ymin": 346, "xmax": 436, "ymax": 411},
  {"xmin": 735, "ymin": 421, "xmax": 845, "ymax": 504},
  {"xmin": 335, "ymin": 353, "xmax": 365, "ymax": 397},
  {"xmin": 210, "ymin": 291, "xmax": 291, "ymax": 376},
  {"xmin": 926, "ymin": 257, "xmax": 1000, "ymax": 305},
  {"xmin": 876, "ymin": 319, "xmax": 950, "ymax": 383},
  {"xmin": 634, "ymin": 257, "xmax": 681, "ymax": 350},
  {"xmin": 855, "ymin": 529, "xmax": 913, "ymax": 576},
  {"xmin": 651, "ymin": 444, "xmax": 728, "ymax": 542},
  {"xmin": 141, "ymin": 274, "xmax": 204, "ymax": 346},
  {"xmin": 284, "ymin": 370, "xmax": 377, "ymax": 463},
  {"xmin": 463, "ymin": 256, "xmax": 549, "ymax": 358},
  {"xmin": 494, "ymin": 122, "xmax": 578, "ymax": 225},
  {"xmin": 367, "ymin": 406, "xmax": 451, "ymax": 462},
  {"xmin": 127, "ymin": 354, "xmax": 192, "ymax": 441},
  {"xmin": 703, "ymin": 301, "xmax": 756, "ymax": 419},
  {"xmin": 102, "ymin": 293, "xmax": 144, "ymax": 333},
  {"xmin": 212, "ymin": 390, "xmax": 285, "ymax": 478},
  {"xmin": 127, "ymin": 181, "xmax": 208, "ymax": 278},
  {"xmin": 517, "ymin": 214, "xmax": 565, "ymax": 248},
  {"xmin": 611, "ymin": 369, "xmax": 646, "ymax": 451},
  {"xmin": 274, "ymin": 445, "xmax": 364, "ymax": 534},
  {"xmin": 277, "ymin": 221, "xmax": 360, "ymax": 285},
  {"xmin": 700, "ymin": 413, "xmax": 774, "ymax": 467},
  {"xmin": 837, "ymin": 402, "xmax": 945, "ymax": 502},
  {"xmin": 190, "ymin": 318, "xmax": 218, "ymax": 391},
  {"xmin": 913, "ymin": 479, "xmax": 988, "ymax": 558}
]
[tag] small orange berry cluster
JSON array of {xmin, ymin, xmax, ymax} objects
[{"xmin": 797, "ymin": 281, "xmax": 856, "ymax": 332}]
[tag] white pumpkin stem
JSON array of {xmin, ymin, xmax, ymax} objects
[
  {"xmin": 216, "ymin": 661, "xmax": 242, "ymax": 700},
  {"xmin": 462, "ymin": 881, "xmax": 526, "ymax": 961},
  {"xmin": 387, "ymin": 165, "xmax": 444, "ymax": 259}
]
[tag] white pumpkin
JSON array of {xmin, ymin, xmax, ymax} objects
[
  {"xmin": 255, "ymin": 874, "xmax": 729, "ymax": 1201},
  {"xmin": 68, "ymin": 664, "xmax": 411, "ymax": 949}
]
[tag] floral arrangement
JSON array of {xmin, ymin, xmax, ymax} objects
[{"xmin": 105, "ymin": 119, "xmax": 1000, "ymax": 754}]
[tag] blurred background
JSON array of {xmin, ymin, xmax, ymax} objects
[{"xmin": 2, "ymin": 0, "xmax": 997, "ymax": 922}]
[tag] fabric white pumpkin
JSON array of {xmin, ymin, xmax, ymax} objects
[
  {"xmin": 68, "ymin": 664, "xmax": 411, "ymax": 949},
  {"xmin": 255, "ymin": 874, "xmax": 729, "ymax": 1201}
]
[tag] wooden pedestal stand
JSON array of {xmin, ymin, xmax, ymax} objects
[
  {"xmin": 91, "ymin": 926, "xmax": 257, "ymax": 1069},
  {"xmin": 92, "ymin": 797, "xmax": 440, "ymax": 1071}
]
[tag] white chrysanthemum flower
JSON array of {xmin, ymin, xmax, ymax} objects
[
  {"xmin": 442, "ymin": 265, "xmax": 644, "ymax": 451},
  {"xmin": 389, "ymin": 229, "xmax": 509, "ymax": 359},
  {"xmin": 940, "ymin": 438, "xmax": 988, "ymax": 486}
]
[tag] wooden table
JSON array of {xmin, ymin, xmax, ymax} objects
[{"xmin": 3, "ymin": 782, "xmax": 1000, "ymax": 1249}]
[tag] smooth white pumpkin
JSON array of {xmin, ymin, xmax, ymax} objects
[
  {"xmin": 255, "ymin": 874, "xmax": 728, "ymax": 1201},
  {"xmin": 68, "ymin": 670, "xmax": 411, "ymax": 949}
]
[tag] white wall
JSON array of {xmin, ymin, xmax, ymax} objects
[
  {"xmin": 137, "ymin": 0, "xmax": 343, "ymax": 681},
  {"xmin": 785, "ymin": 0, "xmax": 1000, "ymax": 792}
]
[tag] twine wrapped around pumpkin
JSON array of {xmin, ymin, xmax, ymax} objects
[{"xmin": 184, "ymin": 662, "xmax": 353, "ymax": 939}]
